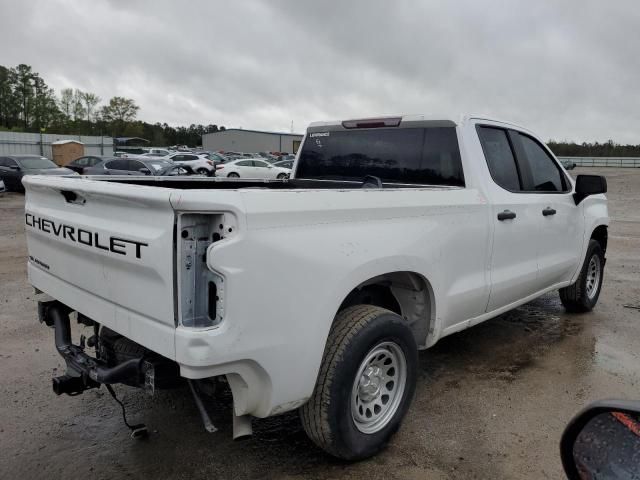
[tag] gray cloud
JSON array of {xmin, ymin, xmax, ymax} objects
[{"xmin": 2, "ymin": 0, "xmax": 639, "ymax": 142}]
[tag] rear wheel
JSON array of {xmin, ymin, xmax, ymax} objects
[
  {"xmin": 196, "ymin": 168, "xmax": 208, "ymax": 175},
  {"xmin": 277, "ymin": 173, "xmax": 288, "ymax": 180},
  {"xmin": 300, "ymin": 305, "xmax": 417, "ymax": 460},
  {"xmin": 559, "ymin": 239, "xmax": 605, "ymax": 312},
  {"xmin": 227, "ymin": 172, "xmax": 240, "ymax": 178}
]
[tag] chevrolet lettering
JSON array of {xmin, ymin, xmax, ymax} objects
[{"xmin": 25, "ymin": 213, "xmax": 148, "ymax": 259}]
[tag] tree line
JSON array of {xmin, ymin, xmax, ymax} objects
[
  {"xmin": 0, "ymin": 63, "xmax": 225, "ymax": 147},
  {"xmin": 546, "ymin": 140, "xmax": 640, "ymax": 157},
  {"xmin": 2, "ymin": 63, "xmax": 640, "ymax": 155}
]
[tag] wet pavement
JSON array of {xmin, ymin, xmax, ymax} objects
[{"xmin": 1, "ymin": 167, "xmax": 639, "ymax": 479}]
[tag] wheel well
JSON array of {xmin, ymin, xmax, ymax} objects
[
  {"xmin": 338, "ymin": 271, "xmax": 434, "ymax": 348},
  {"xmin": 591, "ymin": 225, "xmax": 608, "ymax": 252}
]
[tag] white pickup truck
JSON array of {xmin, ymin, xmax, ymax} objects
[{"xmin": 23, "ymin": 114, "xmax": 608, "ymax": 460}]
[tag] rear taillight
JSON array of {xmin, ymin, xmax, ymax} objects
[{"xmin": 207, "ymin": 160, "xmax": 213, "ymax": 165}]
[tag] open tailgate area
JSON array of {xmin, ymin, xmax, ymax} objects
[{"xmin": 23, "ymin": 176, "xmax": 177, "ymax": 359}]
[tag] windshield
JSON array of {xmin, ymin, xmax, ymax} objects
[
  {"xmin": 295, "ymin": 127, "xmax": 464, "ymax": 186},
  {"xmin": 17, "ymin": 157, "xmax": 58, "ymax": 169}
]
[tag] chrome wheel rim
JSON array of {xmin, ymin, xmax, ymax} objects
[
  {"xmin": 351, "ymin": 341, "xmax": 407, "ymax": 434},
  {"xmin": 586, "ymin": 254, "xmax": 601, "ymax": 300}
]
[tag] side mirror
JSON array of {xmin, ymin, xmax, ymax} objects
[
  {"xmin": 574, "ymin": 175, "xmax": 607, "ymax": 205},
  {"xmin": 560, "ymin": 400, "xmax": 640, "ymax": 479},
  {"xmin": 139, "ymin": 167, "xmax": 151, "ymax": 175}
]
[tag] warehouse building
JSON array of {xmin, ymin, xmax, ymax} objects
[{"xmin": 202, "ymin": 129, "xmax": 303, "ymax": 154}]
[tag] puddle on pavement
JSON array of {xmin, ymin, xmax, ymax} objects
[{"xmin": 421, "ymin": 293, "xmax": 587, "ymax": 384}]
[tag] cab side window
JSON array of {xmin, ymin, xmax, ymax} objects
[
  {"xmin": 517, "ymin": 133, "xmax": 567, "ymax": 192},
  {"xmin": 477, "ymin": 127, "xmax": 521, "ymax": 191}
]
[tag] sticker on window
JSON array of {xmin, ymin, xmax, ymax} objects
[{"xmin": 309, "ymin": 132, "xmax": 330, "ymax": 138}]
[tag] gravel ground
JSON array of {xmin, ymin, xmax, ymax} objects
[{"xmin": 1, "ymin": 167, "xmax": 639, "ymax": 479}]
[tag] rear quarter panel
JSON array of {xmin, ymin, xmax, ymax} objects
[{"xmin": 175, "ymin": 187, "xmax": 491, "ymax": 415}]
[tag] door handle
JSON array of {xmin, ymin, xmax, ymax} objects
[
  {"xmin": 542, "ymin": 207, "xmax": 557, "ymax": 216},
  {"xmin": 497, "ymin": 210, "xmax": 516, "ymax": 221}
]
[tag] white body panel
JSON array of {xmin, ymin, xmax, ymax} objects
[{"xmin": 22, "ymin": 114, "xmax": 608, "ymax": 418}]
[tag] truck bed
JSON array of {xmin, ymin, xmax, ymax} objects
[{"xmin": 82, "ymin": 175, "xmax": 439, "ymax": 190}]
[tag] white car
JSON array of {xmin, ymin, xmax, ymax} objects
[
  {"xmin": 0, "ymin": 178, "xmax": 5, "ymax": 195},
  {"xmin": 147, "ymin": 148, "xmax": 172, "ymax": 157},
  {"xmin": 22, "ymin": 114, "xmax": 608, "ymax": 460},
  {"xmin": 165, "ymin": 152, "xmax": 215, "ymax": 175},
  {"xmin": 216, "ymin": 158, "xmax": 291, "ymax": 179}
]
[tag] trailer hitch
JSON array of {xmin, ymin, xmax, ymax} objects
[
  {"xmin": 41, "ymin": 301, "xmax": 148, "ymax": 438},
  {"xmin": 42, "ymin": 301, "xmax": 144, "ymax": 391}
]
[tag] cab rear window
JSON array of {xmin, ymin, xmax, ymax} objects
[{"xmin": 295, "ymin": 127, "xmax": 464, "ymax": 186}]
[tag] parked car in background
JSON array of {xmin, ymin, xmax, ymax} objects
[
  {"xmin": 67, "ymin": 155, "xmax": 116, "ymax": 174},
  {"xmin": 0, "ymin": 155, "xmax": 77, "ymax": 192},
  {"xmin": 274, "ymin": 153, "xmax": 295, "ymax": 163},
  {"xmin": 258, "ymin": 151, "xmax": 279, "ymax": 162},
  {"xmin": 157, "ymin": 164, "xmax": 199, "ymax": 176},
  {"xmin": 194, "ymin": 151, "xmax": 228, "ymax": 165},
  {"xmin": 561, "ymin": 159, "xmax": 577, "ymax": 170},
  {"xmin": 146, "ymin": 148, "xmax": 172, "ymax": 157},
  {"xmin": 165, "ymin": 152, "xmax": 215, "ymax": 175},
  {"xmin": 84, "ymin": 157, "xmax": 175, "ymax": 176},
  {"xmin": 273, "ymin": 159, "xmax": 294, "ymax": 169},
  {"xmin": 136, "ymin": 153, "xmax": 168, "ymax": 159},
  {"xmin": 215, "ymin": 158, "xmax": 291, "ymax": 179}
]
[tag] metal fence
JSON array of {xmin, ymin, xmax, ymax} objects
[
  {"xmin": 0, "ymin": 131, "xmax": 113, "ymax": 158},
  {"xmin": 558, "ymin": 156, "xmax": 640, "ymax": 168}
]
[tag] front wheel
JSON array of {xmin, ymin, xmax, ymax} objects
[
  {"xmin": 559, "ymin": 239, "xmax": 605, "ymax": 312},
  {"xmin": 300, "ymin": 305, "xmax": 417, "ymax": 460},
  {"xmin": 227, "ymin": 172, "xmax": 240, "ymax": 178},
  {"xmin": 276, "ymin": 173, "xmax": 288, "ymax": 180}
]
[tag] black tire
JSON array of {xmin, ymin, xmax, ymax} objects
[
  {"xmin": 227, "ymin": 172, "xmax": 240, "ymax": 178},
  {"xmin": 277, "ymin": 173, "xmax": 288, "ymax": 179},
  {"xmin": 300, "ymin": 305, "xmax": 418, "ymax": 460},
  {"xmin": 559, "ymin": 239, "xmax": 605, "ymax": 312},
  {"xmin": 196, "ymin": 168, "xmax": 208, "ymax": 175}
]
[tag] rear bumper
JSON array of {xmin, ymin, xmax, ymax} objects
[
  {"xmin": 29, "ymin": 262, "xmax": 176, "ymax": 359},
  {"xmin": 30, "ymin": 263, "xmax": 282, "ymax": 417}
]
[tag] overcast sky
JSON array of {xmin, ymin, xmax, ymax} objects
[{"xmin": 2, "ymin": 0, "xmax": 639, "ymax": 142}]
